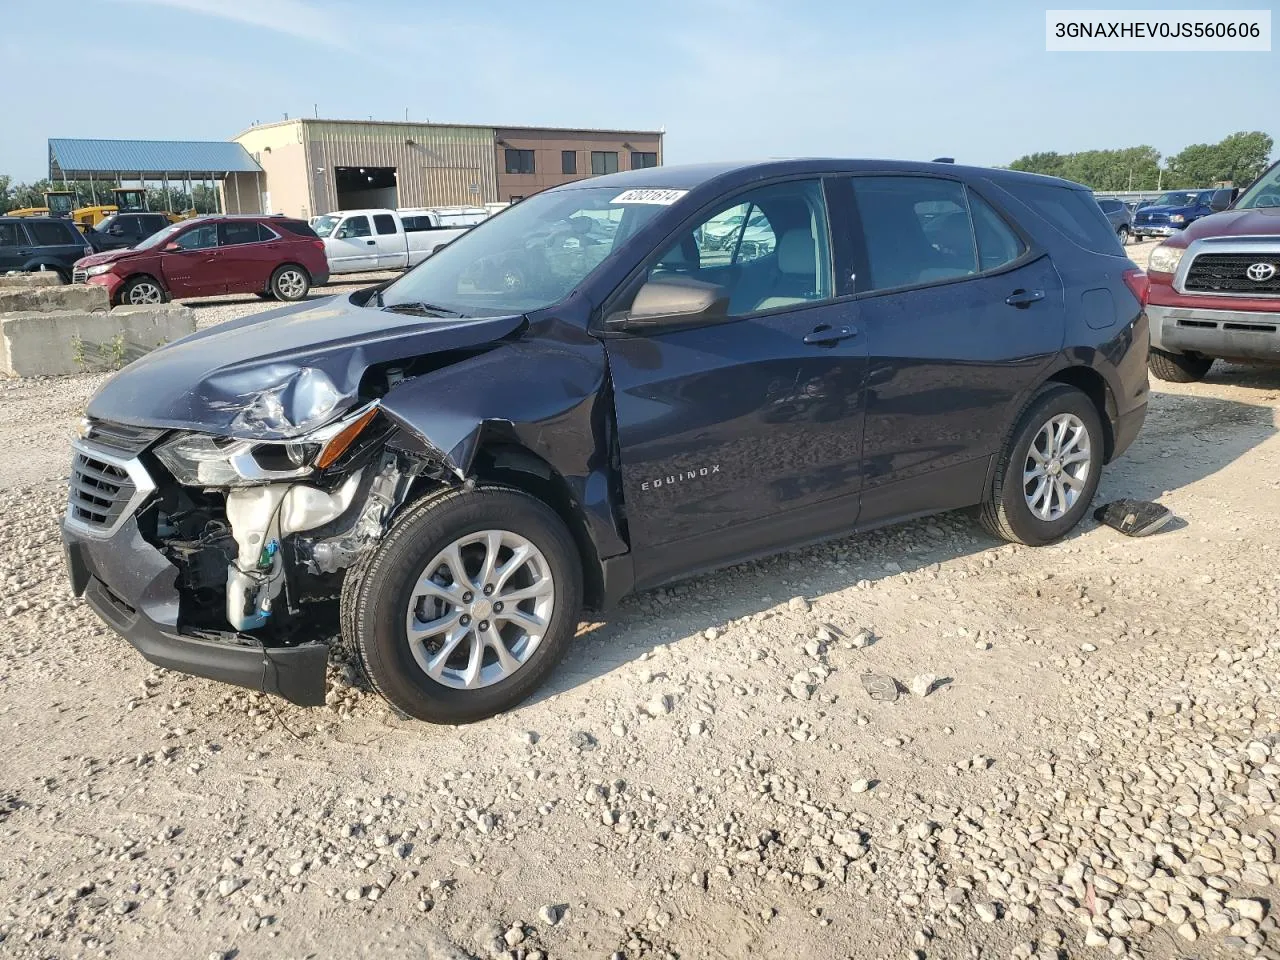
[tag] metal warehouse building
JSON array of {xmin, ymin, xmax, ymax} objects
[{"xmin": 227, "ymin": 119, "xmax": 664, "ymax": 219}]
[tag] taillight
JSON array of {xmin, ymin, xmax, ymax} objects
[{"xmin": 1123, "ymin": 268, "xmax": 1149, "ymax": 306}]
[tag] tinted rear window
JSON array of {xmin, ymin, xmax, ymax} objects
[
  {"xmin": 373, "ymin": 214, "xmax": 397, "ymax": 235},
  {"xmin": 0, "ymin": 222, "xmax": 26, "ymax": 246},
  {"xmin": 26, "ymin": 221, "xmax": 79, "ymax": 246},
  {"xmin": 276, "ymin": 219, "xmax": 319, "ymax": 238},
  {"xmin": 1002, "ymin": 182, "xmax": 1123, "ymax": 256}
]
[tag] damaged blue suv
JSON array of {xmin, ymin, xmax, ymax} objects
[{"xmin": 62, "ymin": 160, "xmax": 1150, "ymax": 723}]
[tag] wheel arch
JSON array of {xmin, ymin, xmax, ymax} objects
[
  {"xmin": 462, "ymin": 441, "xmax": 606, "ymax": 613},
  {"xmin": 1044, "ymin": 365, "xmax": 1116, "ymax": 462},
  {"xmin": 116, "ymin": 272, "xmax": 169, "ymax": 304}
]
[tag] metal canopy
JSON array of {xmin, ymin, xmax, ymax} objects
[{"xmin": 48, "ymin": 139, "xmax": 262, "ymax": 179}]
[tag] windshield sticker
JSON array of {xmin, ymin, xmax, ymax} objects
[{"xmin": 611, "ymin": 189, "xmax": 688, "ymax": 205}]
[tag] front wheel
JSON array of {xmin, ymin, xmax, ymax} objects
[
  {"xmin": 978, "ymin": 384, "xmax": 1103, "ymax": 546},
  {"xmin": 343, "ymin": 487, "xmax": 583, "ymax": 723},
  {"xmin": 118, "ymin": 276, "xmax": 167, "ymax": 306},
  {"xmin": 1148, "ymin": 348, "xmax": 1213, "ymax": 383}
]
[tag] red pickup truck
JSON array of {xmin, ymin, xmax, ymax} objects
[{"xmin": 1145, "ymin": 160, "xmax": 1280, "ymax": 381}]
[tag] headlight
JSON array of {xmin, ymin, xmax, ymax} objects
[
  {"xmin": 155, "ymin": 403, "xmax": 380, "ymax": 487},
  {"xmin": 84, "ymin": 264, "xmax": 114, "ymax": 277},
  {"xmin": 1168, "ymin": 214, "xmax": 1185, "ymax": 224},
  {"xmin": 1148, "ymin": 245, "xmax": 1185, "ymax": 275}
]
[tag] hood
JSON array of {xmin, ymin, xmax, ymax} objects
[
  {"xmin": 1178, "ymin": 206, "xmax": 1280, "ymax": 241},
  {"xmin": 1137, "ymin": 203, "xmax": 1200, "ymax": 216},
  {"xmin": 76, "ymin": 248, "xmax": 140, "ymax": 268},
  {"xmin": 86, "ymin": 294, "xmax": 527, "ymax": 439}
]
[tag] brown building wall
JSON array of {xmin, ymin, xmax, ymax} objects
[{"xmin": 494, "ymin": 128, "xmax": 663, "ymax": 201}]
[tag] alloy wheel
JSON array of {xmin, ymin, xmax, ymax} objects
[
  {"xmin": 404, "ymin": 530, "xmax": 555, "ymax": 689},
  {"xmin": 128, "ymin": 282, "xmax": 162, "ymax": 305},
  {"xmin": 1023, "ymin": 413, "xmax": 1092, "ymax": 522},
  {"xmin": 276, "ymin": 269, "xmax": 306, "ymax": 299}
]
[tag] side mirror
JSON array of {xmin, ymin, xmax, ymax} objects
[
  {"xmin": 1209, "ymin": 193, "xmax": 1231, "ymax": 212},
  {"xmin": 163, "ymin": 241, "xmax": 181, "ymax": 251},
  {"xmin": 615, "ymin": 277, "xmax": 730, "ymax": 331}
]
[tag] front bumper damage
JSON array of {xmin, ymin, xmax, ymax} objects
[{"xmin": 61, "ymin": 427, "xmax": 446, "ymax": 707}]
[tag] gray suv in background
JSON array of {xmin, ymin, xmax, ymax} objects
[
  {"xmin": 1095, "ymin": 197, "xmax": 1134, "ymax": 246},
  {"xmin": 0, "ymin": 217, "xmax": 93, "ymax": 282}
]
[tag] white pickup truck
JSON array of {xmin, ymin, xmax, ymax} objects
[{"xmin": 313, "ymin": 208, "xmax": 483, "ymax": 274}]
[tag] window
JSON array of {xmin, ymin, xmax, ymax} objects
[
  {"xmin": 970, "ymin": 193, "xmax": 1026, "ymax": 271},
  {"xmin": 219, "ymin": 221, "xmax": 267, "ymax": 246},
  {"xmin": 144, "ymin": 215, "xmax": 169, "ymax": 234},
  {"xmin": 26, "ymin": 221, "xmax": 78, "ymax": 246},
  {"xmin": 591, "ymin": 151, "xmax": 619, "ymax": 175},
  {"xmin": 505, "ymin": 148, "xmax": 535, "ymax": 175},
  {"xmin": 631, "ymin": 151, "xmax": 658, "ymax": 169},
  {"xmin": 1002, "ymin": 181, "xmax": 1122, "ymax": 255},
  {"xmin": 373, "ymin": 214, "xmax": 397, "ymax": 235},
  {"xmin": 632, "ymin": 178, "xmax": 831, "ymax": 319},
  {"xmin": 1236, "ymin": 162, "xmax": 1280, "ymax": 209},
  {"xmin": 174, "ymin": 224, "xmax": 219, "ymax": 251},
  {"xmin": 336, "ymin": 216, "xmax": 371, "ymax": 239},
  {"xmin": 276, "ymin": 219, "xmax": 320, "ymax": 238},
  {"xmin": 850, "ymin": 176, "xmax": 979, "ymax": 290},
  {"xmin": 561, "ymin": 150, "xmax": 577, "ymax": 175},
  {"xmin": 402, "ymin": 216, "xmax": 434, "ymax": 233},
  {"xmin": 0, "ymin": 222, "xmax": 24, "ymax": 246}
]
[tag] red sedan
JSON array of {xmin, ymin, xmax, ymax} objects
[{"xmin": 74, "ymin": 214, "xmax": 330, "ymax": 305}]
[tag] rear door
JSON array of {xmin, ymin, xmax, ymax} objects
[
  {"xmin": 842, "ymin": 174, "xmax": 1066, "ymax": 523},
  {"xmin": 601, "ymin": 177, "xmax": 869, "ymax": 588},
  {"xmin": 371, "ymin": 213, "xmax": 406, "ymax": 268},
  {"xmin": 327, "ymin": 215, "xmax": 378, "ymax": 271},
  {"xmin": 24, "ymin": 220, "xmax": 85, "ymax": 273},
  {"xmin": 216, "ymin": 221, "xmax": 276, "ymax": 295},
  {"xmin": 160, "ymin": 222, "xmax": 222, "ymax": 297}
]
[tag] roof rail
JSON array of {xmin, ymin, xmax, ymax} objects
[{"xmin": 932, "ymin": 157, "xmax": 955, "ymax": 164}]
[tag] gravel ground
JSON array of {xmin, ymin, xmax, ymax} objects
[{"xmin": 2, "ymin": 243, "xmax": 1279, "ymax": 959}]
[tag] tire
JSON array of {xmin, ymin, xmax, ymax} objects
[
  {"xmin": 117, "ymin": 275, "xmax": 167, "ymax": 306},
  {"xmin": 254, "ymin": 291, "xmax": 274, "ymax": 301},
  {"xmin": 1116, "ymin": 226, "xmax": 1130, "ymax": 246},
  {"xmin": 978, "ymin": 383, "xmax": 1104, "ymax": 546},
  {"xmin": 1148, "ymin": 348, "xmax": 1213, "ymax": 383},
  {"xmin": 270, "ymin": 264, "xmax": 310, "ymax": 301},
  {"xmin": 343, "ymin": 486, "xmax": 583, "ymax": 723}
]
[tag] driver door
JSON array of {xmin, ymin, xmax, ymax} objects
[
  {"xmin": 160, "ymin": 223, "xmax": 221, "ymax": 297},
  {"xmin": 328, "ymin": 215, "xmax": 378, "ymax": 271},
  {"xmin": 601, "ymin": 178, "xmax": 869, "ymax": 589}
]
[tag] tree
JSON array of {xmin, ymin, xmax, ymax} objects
[{"xmin": 1169, "ymin": 131, "xmax": 1273, "ymax": 187}]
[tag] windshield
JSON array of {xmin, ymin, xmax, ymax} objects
[
  {"xmin": 1152, "ymin": 191, "xmax": 1202, "ymax": 207},
  {"xmin": 379, "ymin": 186, "xmax": 670, "ymax": 316},
  {"xmin": 134, "ymin": 221, "xmax": 187, "ymax": 251},
  {"xmin": 1235, "ymin": 164, "xmax": 1280, "ymax": 209},
  {"xmin": 312, "ymin": 215, "xmax": 341, "ymax": 238}
]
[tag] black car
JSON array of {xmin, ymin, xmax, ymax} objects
[
  {"xmin": 1095, "ymin": 197, "xmax": 1134, "ymax": 245},
  {"xmin": 62, "ymin": 159, "xmax": 1150, "ymax": 723},
  {"xmin": 0, "ymin": 216, "xmax": 92, "ymax": 282},
  {"xmin": 85, "ymin": 212, "xmax": 172, "ymax": 252}
]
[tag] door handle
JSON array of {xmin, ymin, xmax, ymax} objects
[
  {"xmin": 803, "ymin": 324, "xmax": 858, "ymax": 346},
  {"xmin": 1005, "ymin": 288, "xmax": 1045, "ymax": 308},
  {"xmin": 365, "ymin": 240, "xmax": 376, "ymax": 246}
]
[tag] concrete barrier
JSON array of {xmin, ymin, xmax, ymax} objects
[
  {"xmin": 0, "ymin": 284, "xmax": 110, "ymax": 314},
  {"xmin": 0, "ymin": 304, "xmax": 196, "ymax": 377},
  {"xmin": 0, "ymin": 272, "xmax": 63, "ymax": 289}
]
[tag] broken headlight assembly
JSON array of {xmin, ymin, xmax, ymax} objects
[{"xmin": 155, "ymin": 403, "xmax": 381, "ymax": 487}]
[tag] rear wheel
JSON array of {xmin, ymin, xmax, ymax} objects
[
  {"xmin": 270, "ymin": 264, "xmax": 310, "ymax": 301},
  {"xmin": 343, "ymin": 487, "xmax": 583, "ymax": 723},
  {"xmin": 1117, "ymin": 226, "xmax": 1130, "ymax": 246},
  {"xmin": 118, "ymin": 276, "xmax": 167, "ymax": 306},
  {"xmin": 979, "ymin": 384, "xmax": 1103, "ymax": 546},
  {"xmin": 1148, "ymin": 348, "xmax": 1213, "ymax": 383}
]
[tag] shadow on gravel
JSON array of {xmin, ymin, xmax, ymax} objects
[{"xmin": 533, "ymin": 388, "xmax": 1276, "ymax": 703}]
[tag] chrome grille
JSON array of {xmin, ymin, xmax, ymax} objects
[
  {"xmin": 83, "ymin": 420, "xmax": 164, "ymax": 456},
  {"xmin": 69, "ymin": 453, "xmax": 134, "ymax": 528},
  {"xmin": 1185, "ymin": 253, "xmax": 1280, "ymax": 296},
  {"xmin": 65, "ymin": 440, "xmax": 157, "ymax": 536},
  {"xmin": 1136, "ymin": 211, "xmax": 1169, "ymax": 226},
  {"xmin": 72, "ymin": 268, "xmax": 87, "ymax": 284}
]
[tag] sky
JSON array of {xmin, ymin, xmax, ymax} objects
[{"xmin": 2, "ymin": 0, "xmax": 1277, "ymax": 182}]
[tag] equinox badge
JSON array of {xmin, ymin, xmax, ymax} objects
[{"xmin": 641, "ymin": 465, "xmax": 721, "ymax": 492}]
